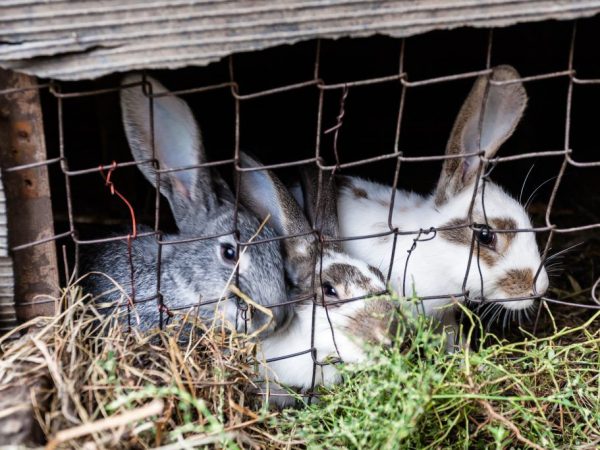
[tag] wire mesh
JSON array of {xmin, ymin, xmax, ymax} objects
[{"xmin": 1, "ymin": 20, "xmax": 599, "ymax": 402}]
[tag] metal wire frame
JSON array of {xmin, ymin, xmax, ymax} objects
[{"xmin": 1, "ymin": 20, "xmax": 599, "ymax": 401}]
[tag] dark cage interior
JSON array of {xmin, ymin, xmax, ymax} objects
[{"xmin": 32, "ymin": 14, "xmax": 600, "ymax": 344}]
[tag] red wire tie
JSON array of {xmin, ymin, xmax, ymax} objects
[
  {"xmin": 99, "ymin": 161, "xmax": 138, "ymax": 240},
  {"xmin": 99, "ymin": 161, "xmax": 139, "ymax": 310}
]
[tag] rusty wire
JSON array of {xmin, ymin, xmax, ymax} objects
[{"xmin": 0, "ymin": 20, "xmax": 599, "ymax": 401}]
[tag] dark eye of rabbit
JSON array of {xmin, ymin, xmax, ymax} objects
[
  {"xmin": 220, "ymin": 243, "xmax": 237, "ymax": 263},
  {"xmin": 475, "ymin": 225, "xmax": 496, "ymax": 248},
  {"xmin": 322, "ymin": 282, "xmax": 339, "ymax": 298}
]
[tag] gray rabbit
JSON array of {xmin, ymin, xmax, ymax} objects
[{"xmin": 80, "ymin": 75, "xmax": 292, "ymax": 335}]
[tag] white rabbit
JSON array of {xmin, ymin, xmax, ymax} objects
[
  {"xmin": 335, "ymin": 66, "xmax": 549, "ymax": 344},
  {"xmin": 239, "ymin": 156, "xmax": 398, "ymax": 391},
  {"xmin": 81, "ymin": 75, "xmax": 292, "ymax": 335}
]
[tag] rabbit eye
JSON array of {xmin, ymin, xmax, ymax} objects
[
  {"xmin": 322, "ymin": 282, "xmax": 339, "ymax": 298},
  {"xmin": 220, "ymin": 243, "xmax": 237, "ymax": 263},
  {"xmin": 475, "ymin": 225, "xmax": 496, "ymax": 248}
]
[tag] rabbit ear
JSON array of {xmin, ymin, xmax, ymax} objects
[
  {"xmin": 120, "ymin": 74, "xmax": 218, "ymax": 231},
  {"xmin": 238, "ymin": 152, "xmax": 316, "ymax": 287},
  {"xmin": 212, "ymin": 172, "xmax": 236, "ymax": 204},
  {"xmin": 300, "ymin": 166, "xmax": 342, "ymax": 251},
  {"xmin": 435, "ymin": 65, "xmax": 527, "ymax": 206}
]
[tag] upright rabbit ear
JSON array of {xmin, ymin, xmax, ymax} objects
[
  {"xmin": 434, "ymin": 65, "xmax": 527, "ymax": 206},
  {"xmin": 238, "ymin": 152, "xmax": 316, "ymax": 287},
  {"xmin": 300, "ymin": 165, "xmax": 342, "ymax": 251},
  {"xmin": 120, "ymin": 74, "xmax": 218, "ymax": 231}
]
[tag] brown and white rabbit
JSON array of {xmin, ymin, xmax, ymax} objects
[
  {"xmin": 239, "ymin": 155, "xmax": 398, "ymax": 389},
  {"xmin": 335, "ymin": 66, "xmax": 549, "ymax": 344}
]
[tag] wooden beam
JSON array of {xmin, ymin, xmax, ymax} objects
[{"xmin": 0, "ymin": 69, "xmax": 58, "ymax": 324}]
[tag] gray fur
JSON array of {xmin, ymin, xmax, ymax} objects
[
  {"xmin": 238, "ymin": 152, "xmax": 317, "ymax": 289},
  {"xmin": 80, "ymin": 76, "xmax": 291, "ymax": 335}
]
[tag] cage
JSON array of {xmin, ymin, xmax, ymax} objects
[{"xmin": 1, "ymin": 1, "xmax": 600, "ymax": 447}]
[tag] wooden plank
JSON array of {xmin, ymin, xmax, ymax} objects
[
  {"xmin": 0, "ymin": 0, "xmax": 599, "ymax": 80},
  {"xmin": 0, "ymin": 170, "xmax": 16, "ymax": 333},
  {"xmin": 0, "ymin": 69, "xmax": 58, "ymax": 323}
]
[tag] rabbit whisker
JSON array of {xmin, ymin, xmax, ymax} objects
[
  {"xmin": 502, "ymin": 307, "xmax": 511, "ymax": 332},
  {"xmin": 487, "ymin": 304, "xmax": 504, "ymax": 331},
  {"xmin": 484, "ymin": 305, "xmax": 497, "ymax": 331},
  {"xmin": 476, "ymin": 302, "xmax": 495, "ymax": 322},
  {"xmin": 519, "ymin": 163, "xmax": 536, "ymax": 205},
  {"xmin": 481, "ymin": 303, "xmax": 499, "ymax": 323},
  {"xmin": 524, "ymin": 176, "xmax": 557, "ymax": 210},
  {"xmin": 544, "ymin": 242, "xmax": 584, "ymax": 263},
  {"xmin": 522, "ymin": 307, "xmax": 530, "ymax": 324}
]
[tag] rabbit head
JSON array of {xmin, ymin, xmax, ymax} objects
[
  {"xmin": 239, "ymin": 155, "xmax": 398, "ymax": 389},
  {"xmin": 111, "ymin": 75, "xmax": 291, "ymax": 334},
  {"xmin": 431, "ymin": 65, "xmax": 549, "ymax": 311}
]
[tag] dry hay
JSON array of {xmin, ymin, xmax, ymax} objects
[{"xmin": 0, "ymin": 286, "xmax": 284, "ymax": 449}]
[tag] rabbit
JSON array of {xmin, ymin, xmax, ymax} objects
[
  {"xmin": 80, "ymin": 75, "xmax": 292, "ymax": 336},
  {"xmin": 238, "ymin": 154, "xmax": 399, "ymax": 391},
  {"xmin": 334, "ymin": 65, "xmax": 550, "ymax": 345}
]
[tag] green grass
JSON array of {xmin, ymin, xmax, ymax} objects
[{"xmin": 273, "ymin": 300, "xmax": 600, "ymax": 449}]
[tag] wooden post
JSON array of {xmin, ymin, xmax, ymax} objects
[{"xmin": 0, "ymin": 69, "xmax": 59, "ymax": 324}]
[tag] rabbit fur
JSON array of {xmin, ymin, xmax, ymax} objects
[
  {"xmin": 335, "ymin": 66, "xmax": 550, "ymax": 345},
  {"xmin": 81, "ymin": 75, "xmax": 291, "ymax": 336},
  {"xmin": 239, "ymin": 156, "xmax": 399, "ymax": 390}
]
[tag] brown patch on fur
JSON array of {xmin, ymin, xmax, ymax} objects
[
  {"xmin": 439, "ymin": 218, "xmax": 470, "ymax": 246},
  {"xmin": 368, "ymin": 265, "xmax": 386, "ymax": 284},
  {"xmin": 325, "ymin": 263, "xmax": 373, "ymax": 294},
  {"xmin": 496, "ymin": 268, "xmax": 534, "ymax": 296},
  {"xmin": 490, "ymin": 217, "xmax": 517, "ymax": 251},
  {"xmin": 345, "ymin": 299, "xmax": 398, "ymax": 346},
  {"xmin": 474, "ymin": 245, "xmax": 499, "ymax": 267},
  {"xmin": 337, "ymin": 176, "xmax": 372, "ymax": 202},
  {"xmin": 316, "ymin": 262, "xmax": 385, "ymax": 306},
  {"xmin": 352, "ymin": 187, "xmax": 369, "ymax": 199},
  {"xmin": 439, "ymin": 217, "xmax": 500, "ymax": 266}
]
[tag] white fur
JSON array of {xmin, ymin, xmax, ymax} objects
[
  {"xmin": 258, "ymin": 244, "xmax": 388, "ymax": 390},
  {"xmin": 259, "ymin": 300, "xmax": 367, "ymax": 389},
  {"xmin": 335, "ymin": 66, "xmax": 549, "ymax": 342},
  {"xmin": 237, "ymin": 155, "xmax": 394, "ymax": 391},
  {"xmin": 338, "ymin": 178, "xmax": 548, "ymax": 321}
]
